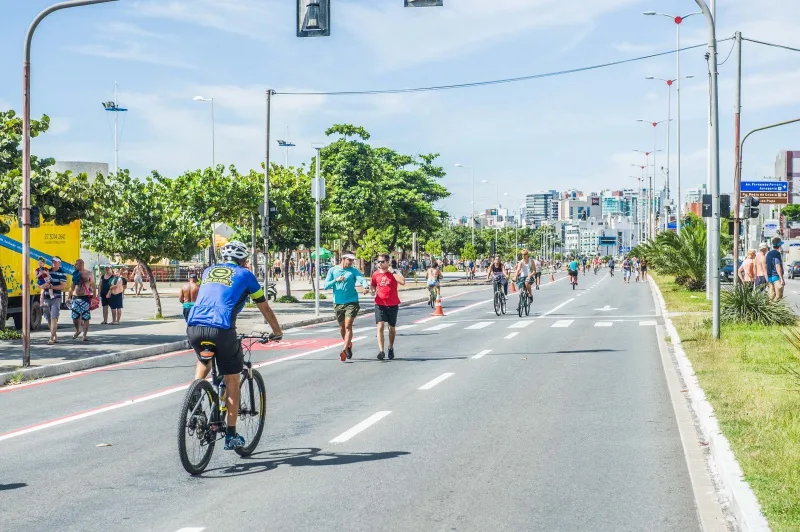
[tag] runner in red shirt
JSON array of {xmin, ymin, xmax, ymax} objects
[{"xmin": 370, "ymin": 253, "xmax": 406, "ymax": 360}]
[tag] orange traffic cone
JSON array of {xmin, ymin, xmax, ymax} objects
[
  {"xmin": 432, "ymin": 296, "xmax": 445, "ymax": 316},
  {"xmin": 509, "ymin": 279, "xmax": 516, "ymax": 293}
]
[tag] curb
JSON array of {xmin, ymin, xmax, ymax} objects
[
  {"xmin": 0, "ymin": 287, "xmax": 485, "ymax": 387},
  {"xmin": 649, "ymin": 277, "xmax": 770, "ymax": 532}
]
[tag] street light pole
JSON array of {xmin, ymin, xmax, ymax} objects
[
  {"xmin": 314, "ymin": 146, "xmax": 323, "ymax": 317},
  {"xmin": 21, "ymin": 0, "xmax": 118, "ymax": 368},
  {"xmin": 194, "ymin": 95, "xmax": 216, "ymax": 265},
  {"xmin": 263, "ymin": 89, "xmax": 274, "ymax": 291}
]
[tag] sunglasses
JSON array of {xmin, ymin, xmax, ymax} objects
[{"xmin": 377, "ymin": 260, "xmax": 386, "ymax": 263}]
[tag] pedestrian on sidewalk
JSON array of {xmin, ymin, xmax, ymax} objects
[
  {"xmin": 69, "ymin": 258, "xmax": 95, "ymax": 341},
  {"xmin": 754, "ymin": 243, "xmax": 768, "ymax": 291},
  {"xmin": 39, "ymin": 256, "xmax": 67, "ymax": 344},
  {"xmin": 100, "ymin": 265, "xmax": 113, "ymax": 324},
  {"xmin": 325, "ymin": 251, "xmax": 370, "ymax": 362},
  {"xmin": 371, "ymin": 253, "xmax": 405, "ymax": 360},
  {"xmin": 738, "ymin": 250, "xmax": 756, "ymax": 284},
  {"xmin": 289, "ymin": 258, "xmax": 296, "ymax": 280},
  {"xmin": 36, "ymin": 257, "xmax": 54, "ymax": 302},
  {"xmin": 640, "ymin": 257, "xmax": 649, "ymax": 281},
  {"xmin": 133, "ymin": 263, "xmax": 146, "ymax": 295},
  {"xmin": 766, "ymin": 237, "xmax": 785, "ymax": 301},
  {"xmin": 107, "ymin": 268, "xmax": 125, "ymax": 325},
  {"xmin": 273, "ymin": 257, "xmax": 282, "ymax": 279},
  {"xmin": 180, "ymin": 272, "xmax": 201, "ymax": 321}
]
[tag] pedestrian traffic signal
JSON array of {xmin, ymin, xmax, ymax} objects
[{"xmin": 720, "ymin": 194, "xmax": 730, "ymax": 217}]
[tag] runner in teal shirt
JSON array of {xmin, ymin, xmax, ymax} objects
[{"xmin": 324, "ymin": 252, "xmax": 370, "ymax": 362}]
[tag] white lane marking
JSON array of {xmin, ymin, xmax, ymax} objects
[
  {"xmin": 508, "ymin": 321, "xmax": 533, "ymax": 329},
  {"xmin": 543, "ymin": 298, "xmax": 575, "ymax": 316},
  {"xmin": 472, "ymin": 349, "xmax": 492, "ymax": 359},
  {"xmin": 639, "ymin": 320, "xmax": 657, "ymax": 326},
  {"xmin": 423, "ymin": 323, "xmax": 454, "ymax": 331},
  {"xmin": 594, "ymin": 322, "xmax": 613, "ymax": 327},
  {"xmin": 175, "ymin": 528, "xmax": 205, "ymax": 532},
  {"xmin": 551, "ymin": 320, "xmax": 574, "ymax": 328},
  {"xmin": 395, "ymin": 324, "xmax": 416, "ymax": 331},
  {"xmin": 464, "ymin": 321, "xmax": 493, "ymax": 330},
  {"xmin": 418, "ymin": 372, "xmax": 455, "ymax": 390},
  {"xmin": 351, "ymin": 326, "xmax": 374, "ymax": 334},
  {"xmin": 0, "ymin": 339, "xmax": 366, "ymax": 443},
  {"xmin": 329, "ymin": 411, "xmax": 392, "ymax": 443},
  {"xmin": 505, "ymin": 332, "xmax": 519, "ymax": 339}
]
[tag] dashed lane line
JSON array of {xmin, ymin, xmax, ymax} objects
[
  {"xmin": 472, "ymin": 350, "xmax": 492, "ymax": 359},
  {"xmin": 505, "ymin": 332, "xmax": 519, "ymax": 339},
  {"xmin": 418, "ymin": 372, "xmax": 455, "ymax": 390},
  {"xmin": 329, "ymin": 411, "xmax": 392, "ymax": 443}
]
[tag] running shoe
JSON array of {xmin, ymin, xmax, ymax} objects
[
  {"xmin": 388, "ymin": 347, "xmax": 395, "ymax": 360},
  {"xmin": 377, "ymin": 351, "xmax": 385, "ymax": 360},
  {"xmin": 340, "ymin": 350, "xmax": 347, "ymax": 362},
  {"xmin": 346, "ymin": 343, "xmax": 353, "ymax": 360},
  {"xmin": 224, "ymin": 433, "xmax": 245, "ymax": 450}
]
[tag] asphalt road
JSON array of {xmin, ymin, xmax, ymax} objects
[{"xmin": 0, "ymin": 270, "xmax": 701, "ymax": 532}]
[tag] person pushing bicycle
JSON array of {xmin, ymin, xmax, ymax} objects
[{"xmin": 186, "ymin": 241, "xmax": 283, "ymax": 451}]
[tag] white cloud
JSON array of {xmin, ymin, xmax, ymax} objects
[
  {"xmin": 0, "ymin": 99, "xmax": 10, "ymax": 112},
  {"xmin": 68, "ymin": 42, "xmax": 194, "ymax": 69}
]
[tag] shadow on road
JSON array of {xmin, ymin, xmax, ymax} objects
[
  {"xmin": 0, "ymin": 482, "xmax": 27, "ymax": 491},
  {"xmin": 201, "ymin": 447, "xmax": 410, "ymax": 478}
]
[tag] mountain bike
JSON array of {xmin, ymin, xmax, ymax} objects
[
  {"xmin": 177, "ymin": 332, "xmax": 271, "ymax": 475},
  {"xmin": 517, "ymin": 280, "xmax": 531, "ymax": 317},
  {"xmin": 492, "ymin": 277, "xmax": 507, "ymax": 316}
]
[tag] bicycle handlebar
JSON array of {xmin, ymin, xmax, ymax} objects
[{"xmin": 238, "ymin": 332, "xmax": 279, "ymax": 344}]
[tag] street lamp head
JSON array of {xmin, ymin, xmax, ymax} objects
[
  {"xmin": 643, "ymin": 11, "xmax": 656, "ymax": 15},
  {"xmin": 685, "ymin": 75, "xmax": 695, "ymax": 79},
  {"xmin": 645, "ymin": 76, "xmax": 655, "ymax": 80},
  {"xmin": 193, "ymin": 96, "xmax": 205, "ymax": 101}
]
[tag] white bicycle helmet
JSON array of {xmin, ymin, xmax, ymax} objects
[{"xmin": 221, "ymin": 241, "xmax": 249, "ymax": 262}]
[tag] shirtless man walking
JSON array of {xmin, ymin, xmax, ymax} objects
[{"xmin": 179, "ymin": 272, "xmax": 201, "ymax": 321}]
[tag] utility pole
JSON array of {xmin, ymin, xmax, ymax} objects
[
  {"xmin": 705, "ymin": 0, "xmax": 716, "ymax": 300},
  {"xmin": 263, "ymin": 89, "xmax": 274, "ymax": 292},
  {"xmin": 732, "ymin": 31, "xmax": 743, "ymax": 286}
]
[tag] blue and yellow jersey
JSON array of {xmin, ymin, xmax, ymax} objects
[{"xmin": 187, "ymin": 262, "xmax": 265, "ymax": 329}]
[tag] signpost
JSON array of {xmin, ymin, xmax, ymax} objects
[{"xmin": 741, "ymin": 181, "xmax": 789, "ymax": 204}]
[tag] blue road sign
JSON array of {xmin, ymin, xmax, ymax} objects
[{"xmin": 741, "ymin": 181, "xmax": 788, "ymax": 192}]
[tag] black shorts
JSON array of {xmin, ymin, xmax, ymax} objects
[
  {"xmin": 100, "ymin": 291, "xmax": 110, "ymax": 306},
  {"xmin": 568, "ymin": 270, "xmax": 578, "ymax": 277},
  {"xmin": 375, "ymin": 305, "xmax": 399, "ymax": 327},
  {"xmin": 534, "ymin": 272, "xmax": 541, "ymax": 278},
  {"xmin": 187, "ymin": 325, "xmax": 243, "ymax": 375},
  {"xmin": 109, "ymin": 293, "xmax": 123, "ymax": 310}
]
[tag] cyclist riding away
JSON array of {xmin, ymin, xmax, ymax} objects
[
  {"xmin": 514, "ymin": 250, "xmax": 536, "ymax": 298},
  {"xmin": 593, "ymin": 255, "xmax": 601, "ymax": 274},
  {"xmin": 568, "ymin": 258, "xmax": 579, "ymax": 286},
  {"xmin": 186, "ymin": 241, "xmax": 283, "ymax": 451},
  {"xmin": 487, "ymin": 256, "xmax": 508, "ymax": 295},
  {"xmin": 426, "ymin": 261, "xmax": 443, "ymax": 298},
  {"xmin": 608, "ymin": 256, "xmax": 615, "ymax": 277},
  {"xmin": 581, "ymin": 256, "xmax": 588, "ymax": 275}
]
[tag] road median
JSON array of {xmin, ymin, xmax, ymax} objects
[{"xmin": 650, "ymin": 270, "xmax": 792, "ymax": 532}]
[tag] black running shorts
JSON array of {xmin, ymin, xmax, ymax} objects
[
  {"xmin": 187, "ymin": 325, "xmax": 243, "ymax": 375},
  {"xmin": 375, "ymin": 305, "xmax": 399, "ymax": 327}
]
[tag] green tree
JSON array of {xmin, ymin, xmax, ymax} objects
[
  {"xmin": 83, "ymin": 171, "xmax": 205, "ymax": 317},
  {"xmin": 783, "ymin": 204, "xmax": 800, "ymax": 223},
  {"xmin": 460, "ymin": 242, "xmax": 477, "ymax": 262},
  {"xmin": 425, "ymin": 239, "xmax": 442, "ymax": 259},
  {"xmin": 0, "ymin": 110, "xmax": 93, "ymax": 330}
]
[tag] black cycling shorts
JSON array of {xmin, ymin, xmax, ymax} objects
[
  {"xmin": 187, "ymin": 325, "xmax": 243, "ymax": 375},
  {"xmin": 568, "ymin": 269, "xmax": 578, "ymax": 277},
  {"xmin": 534, "ymin": 271, "xmax": 541, "ymax": 278},
  {"xmin": 375, "ymin": 305, "xmax": 399, "ymax": 327}
]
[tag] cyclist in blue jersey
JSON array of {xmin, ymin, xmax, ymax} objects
[{"xmin": 186, "ymin": 241, "xmax": 283, "ymax": 450}]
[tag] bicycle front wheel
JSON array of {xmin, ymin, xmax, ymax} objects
[
  {"xmin": 494, "ymin": 292, "xmax": 501, "ymax": 316},
  {"xmin": 518, "ymin": 293, "xmax": 524, "ymax": 317},
  {"xmin": 524, "ymin": 293, "xmax": 531, "ymax": 316},
  {"xmin": 178, "ymin": 379, "xmax": 216, "ymax": 475},
  {"xmin": 500, "ymin": 293, "xmax": 507, "ymax": 315},
  {"xmin": 236, "ymin": 369, "xmax": 267, "ymax": 457}
]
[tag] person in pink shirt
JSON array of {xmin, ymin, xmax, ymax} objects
[
  {"xmin": 370, "ymin": 253, "xmax": 406, "ymax": 360},
  {"xmin": 737, "ymin": 249, "xmax": 756, "ymax": 283}
]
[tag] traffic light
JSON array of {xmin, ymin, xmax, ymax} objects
[
  {"xmin": 720, "ymin": 194, "xmax": 730, "ymax": 217},
  {"xmin": 743, "ymin": 196, "xmax": 761, "ymax": 218}
]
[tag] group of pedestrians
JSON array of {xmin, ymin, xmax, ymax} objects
[{"xmin": 737, "ymin": 237, "xmax": 785, "ymax": 301}]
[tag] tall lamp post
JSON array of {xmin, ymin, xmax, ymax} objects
[
  {"xmin": 21, "ymin": 0, "xmax": 119, "ymax": 368},
  {"xmin": 645, "ymin": 75, "xmax": 694, "ymax": 232},
  {"xmin": 644, "ymin": 10, "xmax": 701, "ymax": 234},
  {"xmin": 504, "ymin": 192, "xmax": 525, "ymax": 260},
  {"xmin": 194, "ymin": 95, "xmax": 216, "ymax": 265},
  {"xmin": 629, "ymin": 175, "xmax": 645, "ymax": 244},
  {"xmin": 455, "ymin": 163, "xmax": 475, "ymax": 247},
  {"xmin": 637, "ymin": 120, "xmax": 670, "ymax": 239}
]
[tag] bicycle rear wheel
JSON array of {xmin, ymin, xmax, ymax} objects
[
  {"xmin": 494, "ymin": 291, "xmax": 501, "ymax": 316},
  {"xmin": 178, "ymin": 379, "xmax": 216, "ymax": 475},
  {"xmin": 236, "ymin": 369, "xmax": 267, "ymax": 457}
]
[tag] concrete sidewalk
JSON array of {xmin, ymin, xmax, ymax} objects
[{"xmin": 0, "ymin": 280, "xmax": 489, "ymax": 383}]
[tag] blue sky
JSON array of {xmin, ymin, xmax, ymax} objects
[{"xmin": 2, "ymin": 0, "xmax": 800, "ymax": 217}]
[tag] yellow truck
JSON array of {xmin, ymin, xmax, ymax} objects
[{"xmin": 0, "ymin": 217, "xmax": 81, "ymax": 329}]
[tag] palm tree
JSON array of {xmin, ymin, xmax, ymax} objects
[{"xmin": 634, "ymin": 214, "xmax": 707, "ymax": 290}]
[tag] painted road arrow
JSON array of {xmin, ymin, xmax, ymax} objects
[{"xmin": 594, "ymin": 305, "xmax": 617, "ymax": 312}]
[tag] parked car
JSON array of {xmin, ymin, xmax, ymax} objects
[
  {"xmin": 720, "ymin": 256, "xmax": 742, "ymax": 283},
  {"xmin": 790, "ymin": 261, "xmax": 800, "ymax": 279}
]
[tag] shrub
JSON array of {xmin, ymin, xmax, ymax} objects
[
  {"xmin": 720, "ymin": 283, "xmax": 797, "ymax": 326},
  {"xmin": 275, "ymin": 295, "xmax": 299, "ymax": 303},
  {"xmin": 443, "ymin": 265, "xmax": 458, "ymax": 272},
  {"xmin": 302, "ymin": 291, "xmax": 326, "ymax": 300},
  {"xmin": 0, "ymin": 329, "xmax": 22, "ymax": 341}
]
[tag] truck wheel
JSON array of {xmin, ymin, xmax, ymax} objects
[
  {"xmin": 11, "ymin": 313, "xmax": 22, "ymax": 330},
  {"xmin": 30, "ymin": 300, "xmax": 43, "ymax": 330}
]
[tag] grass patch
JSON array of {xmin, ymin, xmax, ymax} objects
[
  {"xmin": 655, "ymin": 277, "xmax": 800, "ymax": 531},
  {"xmin": 649, "ymin": 270, "xmax": 711, "ymax": 313},
  {"xmin": 5, "ymin": 372, "xmax": 24, "ymax": 385},
  {"xmin": 302, "ymin": 292, "xmax": 326, "ymax": 300},
  {"xmin": 0, "ymin": 328, "xmax": 22, "ymax": 340}
]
